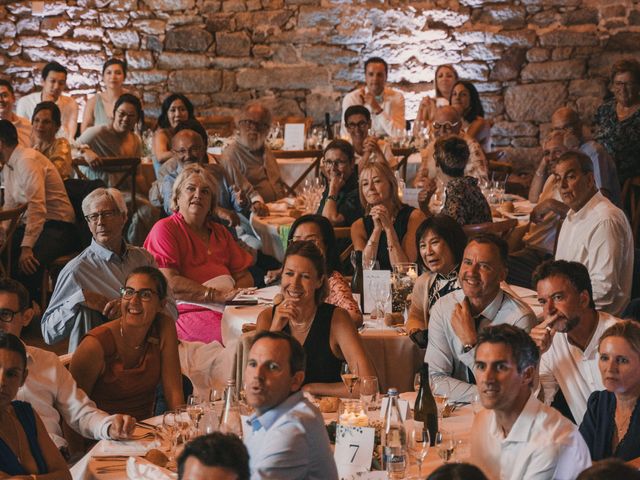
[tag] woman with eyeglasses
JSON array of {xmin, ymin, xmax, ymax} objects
[
  {"xmin": 152, "ymin": 93, "xmax": 196, "ymax": 175},
  {"xmin": 594, "ymin": 58, "xmax": 640, "ymax": 185},
  {"xmin": 317, "ymin": 139, "xmax": 363, "ymax": 227},
  {"xmin": 81, "ymin": 58, "xmax": 128, "ymax": 133},
  {"xmin": 70, "ymin": 266, "xmax": 183, "ymax": 419}
]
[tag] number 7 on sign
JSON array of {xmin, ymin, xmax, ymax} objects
[{"xmin": 349, "ymin": 444, "xmax": 360, "ymax": 463}]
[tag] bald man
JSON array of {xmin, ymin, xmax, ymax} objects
[
  {"xmin": 550, "ymin": 107, "xmax": 621, "ymax": 206},
  {"xmin": 413, "ymin": 106, "xmax": 488, "ymax": 187}
]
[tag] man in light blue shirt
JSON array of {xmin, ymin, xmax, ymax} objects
[
  {"xmin": 41, "ymin": 187, "xmax": 177, "ymax": 352},
  {"xmin": 243, "ymin": 331, "xmax": 338, "ymax": 480}
]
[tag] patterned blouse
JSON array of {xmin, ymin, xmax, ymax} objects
[
  {"xmin": 442, "ymin": 176, "xmax": 492, "ymax": 226},
  {"xmin": 593, "ymin": 99, "xmax": 640, "ymax": 184},
  {"xmin": 326, "ymin": 271, "xmax": 362, "ymax": 325}
]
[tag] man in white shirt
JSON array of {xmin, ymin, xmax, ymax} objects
[
  {"xmin": 340, "ymin": 57, "xmax": 405, "ymax": 138},
  {"xmin": 0, "ymin": 79, "xmax": 31, "ymax": 146},
  {"xmin": 16, "ymin": 61, "xmax": 78, "ymax": 140},
  {"xmin": 471, "ymin": 324, "xmax": 591, "ymax": 480},
  {"xmin": 553, "ymin": 151, "xmax": 633, "ymax": 316},
  {"xmin": 530, "ymin": 259, "xmax": 621, "ymax": 424},
  {"xmin": 0, "ymin": 119, "xmax": 77, "ymax": 297},
  {"xmin": 425, "ymin": 234, "xmax": 537, "ymax": 402},
  {"xmin": 0, "ymin": 278, "xmax": 135, "ymax": 456}
]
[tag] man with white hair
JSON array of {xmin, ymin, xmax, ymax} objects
[
  {"xmin": 221, "ymin": 102, "xmax": 285, "ymax": 209},
  {"xmin": 41, "ymin": 187, "xmax": 177, "ymax": 352}
]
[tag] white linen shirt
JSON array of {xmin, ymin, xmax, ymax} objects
[
  {"xmin": 340, "ymin": 87, "xmax": 405, "ymax": 137},
  {"xmin": 2, "ymin": 145, "xmax": 75, "ymax": 248},
  {"xmin": 17, "ymin": 91, "xmax": 78, "ymax": 140},
  {"xmin": 17, "ymin": 345, "xmax": 113, "ymax": 449},
  {"xmin": 539, "ymin": 311, "xmax": 620, "ymax": 424},
  {"xmin": 425, "ymin": 289, "xmax": 537, "ymax": 402},
  {"xmin": 471, "ymin": 394, "xmax": 591, "ymax": 480},
  {"xmin": 13, "ymin": 114, "xmax": 31, "ymax": 147},
  {"xmin": 555, "ymin": 191, "xmax": 633, "ymax": 316}
]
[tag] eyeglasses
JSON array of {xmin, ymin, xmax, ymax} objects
[
  {"xmin": 173, "ymin": 146, "xmax": 204, "ymax": 156},
  {"xmin": 345, "ymin": 121, "xmax": 369, "ymax": 130},
  {"xmin": 239, "ymin": 119, "xmax": 269, "ymax": 132},
  {"xmin": 433, "ymin": 121, "xmax": 461, "ymax": 131},
  {"xmin": 323, "ymin": 159, "xmax": 349, "ymax": 168},
  {"xmin": 84, "ymin": 210, "xmax": 119, "ymax": 224},
  {"xmin": 120, "ymin": 287, "xmax": 159, "ymax": 301},
  {"xmin": 0, "ymin": 308, "xmax": 21, "ymax": 323},
  {"xmin": 613, "ymin": 81, "xmax": 636, "ymax": 90}
]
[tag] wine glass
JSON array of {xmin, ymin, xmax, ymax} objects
[
  {"xmin": 186, "ymin": 395, "xmax": 204, "ymax": 428},
  {"xmin": 161, "ymin": 411, "xmax": 179, "ymax": 468},
  {"xmin": 359, "ymin": 376, "xmax": 379, "ymax": 411},
  {"xmin": 341, "ymin": 362, "xmax": 359, "ymax": 398},
  {"xmin": 407, "ymin": 421, "xmax": 431, "ymax": 478},
  {"xmin": 413, "ymin": 373, "xmax": 421, "ymax": 392},
  {"xmin": 435, "ymin": 430, "xmax": 456, "ymax": 463},
  {"xmin": 431, "ymin": 379, "xmax": 449, "ymax": 420}
]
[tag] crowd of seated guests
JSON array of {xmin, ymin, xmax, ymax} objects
[{"xmin": 1, "ymin": 52, "xmax": 639, "ymax": 480}]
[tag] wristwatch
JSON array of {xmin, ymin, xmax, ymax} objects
[
  {"xmin": 462, "ymin": 343, "xmax": 475, "ymax": 353},
  {"xmin": 327, "ymin": 194, "xmax": 339, "ymax": 202}
]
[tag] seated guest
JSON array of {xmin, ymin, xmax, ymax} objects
[
  {"xmin": 343, "ymin": 105, "xmax": 396, "ymax": 167},
  {"xmin": 17, "ymin": 61, "xmax": 78, "ymax": 140},
  {"xmin": 0, "ymin": 119, "xmax": 77, "ymax": 298},
  {"xmin": 81, "ymin": 58, "xmax": 128, "ymax": 132},
  {"xmin": 0, "ymin": 332, "xmax": 71, "ymax": 479},
  {"xmin": 415, "ymin": 64, "xmax": 458, "ymax": 129},
  {"xmin": 425, "ymin": 234, "xmax": 536, "ymax": 402},
  {"xmin": 450, "ymin": 80, "xmax": 491, "ymax": 152},
  {"xmin": 178, "ymin": 432, "xmax": 250, "ymax": 480},
  {"xmin": 418, "ymin": 135, "xmax": 491, "ymax": 225},
  {"xmin": 351, "ymin": 161, "xmax": 425, "ymax": 271},
  {"xmin": 580, "ymin": 320, "xmax": 640, "ymax": 461},
  {"xmin": 577, "ymin": 459, "xmax": 640, "ymax": 480},
  {"xmin": 471, "ymin": 324, "xmax": 591, "ymax": 479},
  {"xmin": 340, "ymin": 56, "xmax": 405, "ymax": 138},
  {"xmin": 406, "ymin": 215, "xmax": 467, "ymax": 336},
  {"xmin": 506, "ymin": 131, "xmax": 571, "ymax": 288},
  {"xmin": 244, "ymin": 331, "xmax": 339, "ymax": 479},
  {"xmin": 257, "ymin": 241, "xmax": 374, "ymax": 397},
  {"xmin": 145, "ymin": 164, "xmax": 253, "ymax": 344},
  {"xmin": 70, "ymin": 266, "xmax": 184, "ymax": 419},
  {"xmin": 317, "ymin": 139, "xmax": 363, "ymax": 226},
  {"xmin": 593, "ymin": 58, "xmax": 640, "ymax": 185},
  {"xmin": 1, "ymin": 279, "xmax": 135, "ymax": 454},
  {"xmin": 531, "ymin": 260, "xmax": 620, "ymax": 424},
  {"xmin": 152, "ymin": 93, "xmax": 195, "ymax": 175},
  {"xmin": 288, "ymin": 214, "xmax": 363, "ymax": 326},
  {"xmin": 0, "ymin": 79, "xmax": 31, "ymax": 146},
  {"xmin": 221, "ymin": 102, "xmax": 285, "ymax": 206},
  {"xmin": 30, "ymin": 101, "xmax": 72, "ymax": 180},
  {"xmin": 412, "ymin": 106, "xmax": 488, "ymax": 186},
  {"xmin": 553, "ymin": 151, "xmax": 632, "ymax": 316},
  {"xmin": 77, "ymin": 93, "xmax": 158, "ymax": 245},
  {"xmin": 427, "ymin": 463, "xmax": 487, "ymax": 480},
  {"xmin": 551, "ymin": 106, "xmax": 621, "ymax": 205},
  {"xmin": 42, "ymin": 187, "xmax": 177, "ymax": 351}
]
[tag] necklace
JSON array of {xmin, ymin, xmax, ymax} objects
[{"xmin": 120, "ymin": 321, "xmax": 145, "ymax": 350}]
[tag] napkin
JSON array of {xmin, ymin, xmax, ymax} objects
[
  {"xmin": 126, "ymin": 456, "xmax": 176, "ymax": 480},
  {"xmin": 96, "ymin": 438, "xmax": 160, "ymax": 456},
  {"xmin": 268, "ymin": 201, "xmax": 290, "ymax": 213}
]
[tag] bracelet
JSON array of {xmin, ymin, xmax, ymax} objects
[
  {"xmin": 327, "ymin": 194, "xmax": 339, "ymax": 202},
  {"xmin": 205, "ymin": 287, "xmax": 214, "ymax": 303}
]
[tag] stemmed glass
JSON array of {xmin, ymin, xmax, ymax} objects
[
  {"xmin": 186, "ymin": 395, "xmax": 204, "ymax": 429},
  {"xmin": 161, "ymin": 411, "xmax": 179, "ymax": 469},
  {"xmin": 435, "ymin": 430, "xmax": 456, "ymax": 464},
  {"xmin": 341, "ymin": 362, "xmax": 359, "ymax": 398},
  {"xmin": 431, "ymin": 379, "xmax": 449, "ymax": 420},
  {"xmin": 430, "ymin": 179, "xmax": 447, "ymax": 214},
  {"xmin": 359, "ymin": 376, "xmax": 379, "ymax": 411},
  {"xmin": 407, "ymin": 421, "xmax": 431, "ymax": 478}
]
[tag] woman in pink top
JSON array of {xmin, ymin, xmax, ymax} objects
[{"xmin": 144, "ymin": 164, "xmax": 253, "ymax": 343}]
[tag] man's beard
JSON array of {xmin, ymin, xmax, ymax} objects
[{"xmin": 239, "ymin": 133, "xmax": 266, "ymax": 151}]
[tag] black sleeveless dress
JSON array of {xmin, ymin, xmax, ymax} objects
[
  {"xmin": 282, "ymin": 303, "xmax": 342, "ymax": 385},
  {"xmin": 363, "ymin": 204, "xmax": 415, "ymax": 270}
]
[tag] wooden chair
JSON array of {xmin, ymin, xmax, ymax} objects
[
  {"xmin": 72, "ymin": 157, "xmax": 141, "ymax": 214},
  {"xmin": 272, "ymin": 150, "xmax": 324, "ymax": 195},
  {"xmin": 622, "ymin": 176, "xmax": 640, "ymax": 247},
  {"xmin": 334, "ymin": 226, "xmax": 353, "ymax": 265},
  {"xmin": 197, "ymin": 115, "xmax": 235, "ymax": 138},
  {"xmin": 488, "ymin": 159, "xmax": 513, "ymax": 182},
  {"xmin": 463, "ymin": 218, "xmax": 518, "ymax": 242},
  {"xmin": 41, "ymin": 252, "xmax": 79, "ymax": 310},
  {"xmin": 391, "ymin": 147, "xmax": 417, "ymax": 182},
  {"xmin": 0, "ymin": 203, "xmax": 27, "ymax": 278}
]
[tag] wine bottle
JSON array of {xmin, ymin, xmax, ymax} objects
[
  {"xmin": 325, "ymin": 112, "xmax": 333, "ymax": 140},
  {"xmin": 351, "ymin": 250, "xmax": 364, "ymax": 311},
  {"xmin": 413, "ymin": 363, "xmax": 438, "ymax": 446}
]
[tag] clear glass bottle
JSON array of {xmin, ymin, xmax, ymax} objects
[
  {"xmin": 219, "ymin": 379, "xmax": 243, "ymax": 438},
  {"xmin": 382, "ymin": 388, "xmax": 407, "ymax": 479}
]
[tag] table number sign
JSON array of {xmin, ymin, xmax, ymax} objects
[
  {"xmin": 333, "ymin": 424, "xmax": 376, "ymax": 478},
  {"xmin": 284, "ymin": 123, "xmax": 305, "ymax": 150},
  {"xmin": 363, "ymin": 269, "xmax": 391, "ymax": 315},
  {"xmin": 402, "ymin": 187, "xmax": 421, "ymax": 209}
]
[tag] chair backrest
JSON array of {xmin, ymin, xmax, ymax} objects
[
  {"xmin": 197, "ymin": 115, "xmax": 235, "ymax": 138},
  {"xmin": 622, "ymin": 176, "xmax": 640, "ymax": 247},
  {"xmin": 463, "ymin": 218, "xmax": 518, "ymax": 241},
  {"xmin": 0, "ymin": 203, "xmax": 28, "ymax": 277},
  {"xmin": 334, "ymin": 226, "xmax": 353, "ymax": 264}
]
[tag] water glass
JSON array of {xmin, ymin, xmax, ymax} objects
[
  {"xmin": 407, "ymin": 421, "xmax": 430, "ymax": 478},
  {"xmin": 359, "ymin": 376, "xmax": 379, "ymax": 411},
  {"xmin": 471, "ymin": 393, "xmax": 483, "ymax": 415},
  {"xmin": 435, "ymin": 430, "xmax": 456, "ymax": 463}
]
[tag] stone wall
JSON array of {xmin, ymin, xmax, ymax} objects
[{"xmin": 2, "ymin": 0, "xmax": 640, "ymax": 162}]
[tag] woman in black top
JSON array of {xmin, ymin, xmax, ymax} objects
[
  {"xmin": 579, "ymin": 320, "xmax": 640, "ymax": 461},
  {"xmin": 256, "ymin": 241, "xmax": 374, "ymax": 397},
  {"xmin": 351, "ymin": 161, "xmax": 425, "ymax": 271}
]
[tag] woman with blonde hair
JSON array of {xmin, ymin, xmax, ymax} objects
[
  {"xmin": 144, "ymin": 164, "xmax": 253, "ymax": 344},
  {"xmin": 351, "ymin": 161, "xmax": 425, "ymax": 270}
]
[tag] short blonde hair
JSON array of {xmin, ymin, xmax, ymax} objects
[
  {"xmin": 358, "ymin": 161, "xmax": 402, "ymax": 216},
  {"xmin": 171, "ymin": 164, "xmax": 219, "ymax": 215},
  {"xmin": 599, "ymin": 320, "xmax": 640, "ymax": 357}
]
